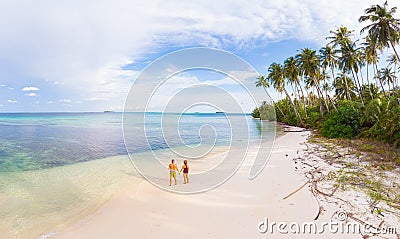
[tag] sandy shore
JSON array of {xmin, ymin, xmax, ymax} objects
[{"xmin": 51, "ymin": 130, "xmax": 362, "ymax": 239}]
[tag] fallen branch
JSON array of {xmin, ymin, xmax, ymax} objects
[
  {"xmin": 314, "ymin": 206, "xmax": 324, "ymax": 220},
  {"xmin": 283, "ymin": 181, "xmax": 309, "ymax": 200}
]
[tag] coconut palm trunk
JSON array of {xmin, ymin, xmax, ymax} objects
[
  {"xmin": 342, "ymin": 70, "xmax": 352, "ymax": 101},
  {"xmin": 283, "ymin": 88, "xmax": 305, "ymax": 127},
  {"xmin": 374, "ymin": 63, "xmax": 387, "ymax": 97},
  {"xmin": 351, "ymin": 69, "xmax": 364, "ymax": 105},
  {"xmin": 389, "ymin": 40, "xmax": 400, "ymax": 62},
  {"xmin": 365, "ymin": 63, "xmax": 374, "ymax": 99}
]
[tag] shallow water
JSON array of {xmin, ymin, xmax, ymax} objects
[{"xmin": 0, "ymin": 154, "xmax": 140, "ymax": 238}]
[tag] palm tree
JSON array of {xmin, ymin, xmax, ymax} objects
[
  {"xmin": 255, "ymin": 75, "xmax": 287, "ymax": 119},
  {"xmin": 320, "ymin": 45, "xmax": 337, "ymax": 85},
  {"xmin": 338, "ymin": 41, "xmax": 365, "ymax": 105},
  {"xmin": 387, "ymin": 54, "xmax": 399, "ymax": 88},
  {"xmin": 255, "ymin": 75, "xmax": 270, "ymax": 89},
  {"xmin": 379, "ymin": 67, "xmax": 397, "ymax": 95},
  {"xmin": 315, "ymin": 70, "xmax": 331, "ymax": 114},
  {"xmin": 326, "ymin": 26, "xmax": 355, "ymax": 101},
  {"xmin": 363, "ymin": 36, "xmax": 386, "ymax": 97},
  {"xmin": 359, "ymin": 1, "xmax": 400, "ymax": 60},
  {"xmin": 362, "ymin": 36, "xmax": 380, "ymax": 99},
  {"xmin": 319, "ymin": 46, "xmax": 339, "ymax": 112},
  {"xmin": 267, "ymin": 63, "xmax": 305, "ymax": 127},
  {"xmin": 284, "ymin": 56, "xmax": 307, "ymax": 110},
  {"xmin": 326, "ymin": 26, "xmax": 354, "ymax": 48},
  {"xmin": 361, "ymin": 83, "xmax": 379, "ymax": 101},
  {"xmin": 296, "ymin": 48, "xmax": 330, "ymax": 116},
  {"xmin": 334, "ymin": 73, "xmax": 356, "ymax": 100}
]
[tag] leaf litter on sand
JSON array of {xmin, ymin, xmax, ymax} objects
[{"xmin": 284, "ymin": 133, "xmax": 400, "ymax": 239}]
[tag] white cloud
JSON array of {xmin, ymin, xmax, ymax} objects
[
  {"xmin": 0, "ymin": 104, "xmax": 4, "ymax": 107},
  {"xmin": 25, "ymin": 92, "xmax": 38, "ymax": 97},
  {"xmin": 8, "ymin": 87, "xmax": 14, "ymax": 90},
  {"xmin": 54, "ymin": 81, "xmax": 64, "ymax": 85},
  {"xmin": 47, "ymin": 101, "xmax": 53, "ymax": 104},
  {"xmin": 0, "ymin": 84, "xmax": 5, "ymax": 87},
  {"xmin": 59, "ymin": 99, "xmax": 71, "ymax": 103},
  {"xmin": 7, "ymin": 100, "xmax": 17, "ymax": 103},
  {"xmin": 22, "ymin": 86, "xmax": 40, "ymax": 91}
]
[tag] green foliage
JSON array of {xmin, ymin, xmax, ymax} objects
[
  {"xmin": 361, "ymin": 84, "xmax": 379, "ymax": 102},
  {"xmin": 360, "ymin": 96, "xmax": 400, "ymax": 146},
  {"xmin": 361, "ymin": 98, "xmax": 381, "ymax": 127},
  {"xmin": 306, "ymin": 111, "xmax": 323, "ymax": 129},
  {"xmin": 274, "ymin": 99, "xmax": 299, "ymax": 126},
  {"xmin": 322, "ymin": 101, "xmax": 361, "ymax": 138},
  {"xmin": 259, "ymin": 102, "xmax": 276, "ymax": 121},
  {"xmin": 251, "ymin": 107, "xmax": 260, "ymax": 118},
  {"xmin": 251, "ymin": 102, "xmax": 277, "ymax": 120}
]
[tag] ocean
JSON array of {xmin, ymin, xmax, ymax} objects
[{"xmin": 0, "ymin": 112, "xmax": 276, "ymax": 238}]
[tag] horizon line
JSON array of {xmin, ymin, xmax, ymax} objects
[{"xmin": 0, "ymin": 111, "xmax": 252, "ymax": 114}]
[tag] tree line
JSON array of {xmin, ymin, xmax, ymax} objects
[{"xmin": 253, "ymin": 1, "xmax": 400, "ymax": 146}]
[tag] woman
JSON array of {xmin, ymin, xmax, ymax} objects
[{"xmin": 180, "ymin": 160, "xmax": 189, "ymax": 184}]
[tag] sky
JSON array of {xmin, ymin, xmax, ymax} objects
[{"xmin": 0, "ymin": 0, "xmax": 396, "ymax": 112}]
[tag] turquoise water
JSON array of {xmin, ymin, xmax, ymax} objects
[{"xmin": 0, "ymin": 112, "xmax": 272, "ymax": 172}]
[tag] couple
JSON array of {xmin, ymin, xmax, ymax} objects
[{"xmin": 169, "ymin": 159, "xmax": 189, "ymax": 186}]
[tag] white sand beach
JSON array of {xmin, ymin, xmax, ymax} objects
[{"xmin": 50, "ymin": 131, "xmax": 365, "ymax": 239}]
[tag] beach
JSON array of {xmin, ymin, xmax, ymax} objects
[
  {"xmin": 0, "ymin": 113, "xmax": 279, "ymax": 238},
  {"xmin": 51, "ymin": 130, "xmax": 353, "ymax": 239}
]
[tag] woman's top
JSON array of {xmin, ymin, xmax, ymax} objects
[{"xmin": 183, "ymin": 165, "xmax": 189, "ymax": 174}]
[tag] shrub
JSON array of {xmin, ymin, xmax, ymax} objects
[
  {"xmin": 306, "ymin": 111, "xmax": 323, "ymax": 129},
  {"xmin": 251, "ymin": 107, "xmax": 260, "ymax": 118},
  {"xmin": 259, "ymin": 102, "xmax": 276, "ymax": 120},
  {"xmin": 322, "ymin": 101, "xmax": 361, "ymax": 139}
]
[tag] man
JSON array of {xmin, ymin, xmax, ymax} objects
[{"xmin": 169, "ymin": 159, "xmax": 180, "ymax": 186}]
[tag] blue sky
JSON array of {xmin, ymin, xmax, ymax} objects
[{"xmin": 0, "ymin": 0, "xmax": 388, "ymax": 112}]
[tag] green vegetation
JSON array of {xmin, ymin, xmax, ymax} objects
[
  {"xmin": 322, "ymin": 101, "xmax": 361, "ymax": 138},
  {"xmin": 251, "ymin": 107, "xmax": 260, "ymax": 118},
  {"xmin": 254, "ymin": 2, "xmax": 400, "ymax": 146}
]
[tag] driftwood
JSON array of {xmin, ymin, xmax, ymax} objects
[
  {"xmin": 314, "ymin": 206, "xmax": 324, "ymax": 220},
  {"xmin": 290, "ymin": 140, "xmax": 400, "ymax": 239},
  {"xmin": 283, "ymin": 181, "xmax": 308, "ymax": 200},
  {"xmin": 284, "ymin": 129, "xmax": 308, "ymax": 132}
]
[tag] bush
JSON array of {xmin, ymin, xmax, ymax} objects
[
  {"xmin": 306, "ymin": 111, "xmax": 323, "ymax": 129},
  {"xmin": 322, "ymin": 101, "xmax": 361, "ymax": 139},
  {"xmin": 251, "ymin": 107, "xmax": 260, "ymax": 118},
  {"xmin": 359, "ymin": 96, "xmax": 400, "ymax": 146},
  {"xmin": 259, "ymin": 102, "xmax": 276, "ymax": 120},
  {"xmin": 273, "ymin": 99, "xmax": 300, "ymax": 126}
]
